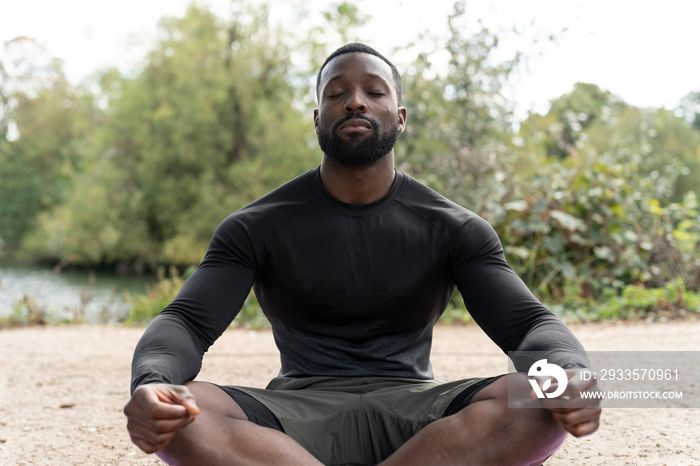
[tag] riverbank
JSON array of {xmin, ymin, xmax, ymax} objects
[
  {"xmin": 1, "ymin": 322, "xmax": 698, "ymax": 465},
  {"xmin": 0, "ymin": 262, "xmax": 155, "ymax": 325}
]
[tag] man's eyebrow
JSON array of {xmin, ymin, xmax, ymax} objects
[{"xmin": 326, "ymin": 73, "xmax": 389, "ymax": 85}]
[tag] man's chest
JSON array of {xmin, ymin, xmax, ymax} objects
[{"xmin": 253, "ymin": 214, "xmax": 454, "ymax": 332}]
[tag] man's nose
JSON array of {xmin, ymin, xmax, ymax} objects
[{"xmin": 344, "ymin": 89, "xmax": 367, "ymax": 113}]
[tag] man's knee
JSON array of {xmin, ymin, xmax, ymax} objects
[
  {"xmin": 452, "ymin": 376, "xmax": 567, "ymax": 463},
  {"xmin": 184, "ymin": 381, "xmax": 249, "ymax": 420},
  {"xmin": 156, "ymin": 382, "xmax": 248, "ymax": 465}
]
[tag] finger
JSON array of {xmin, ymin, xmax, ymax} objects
[
  {"xmin": 127, "ymin": 417, "xmax": 190, "ymax": 452},
  {"xmin": 539, "ymin": 378, "xmax": 601, "ymax": 411},
  {"xmin": 539, "ymin": 393, "xmax": 598, "ymax": 411},
  {"xmin": 128, "ymin": 395, "xmax": 188, "ymax": 421},
  {"xmin": 552, "ymin": 407, "xmax": 602, "ymax": 430},
  {"xmin": 177, "ymin": 391, "xmax": 200, "ymax": 417},
  {"xmin": 152, "ymin": 414, "xmax": 197, "ymax": 434},
  {"xmin": 130, "ymin": 437, "xmax": 159, "ymax": 454},
  {"xmin": 129, "ymin": 429, "xmax": 177, "ymax": 454},
  {"xmin": 127, "ymin": 405, "xmax": 196, "ymax": 441},
  {"xmin": 133, "ymin": 386, "xmax": 194, "ymax": 420},
  {"xmin": 565, "ymin": 419, "xmax": 600, "ymax": 438},
  {"xmin": 139, "ymin": 403, "xmax": 186, "ymax": 422},
  {"xmin": 157, "ymin": 386, "xmax": 200, "ymax": 417},
  {"xmin": 135, "ymin": 414, "xmax": 196, "ymax": 435},
  {"xmin": 127, "ymin": 386, "xmax": 186, "ymax": 420}
]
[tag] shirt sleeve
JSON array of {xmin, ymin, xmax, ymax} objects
[
  {"xmin": 130, "ymin": 215, "xmax": 258, "ymax": 394},
  {"xmin": 451, "ymin": 214, "xmax": 590, "ymax": 372}
]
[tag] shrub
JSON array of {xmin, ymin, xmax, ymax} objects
[
  {"xmin": 124, "ymin": 267, "xmax": 185, "ymax": 325},
  {"xmin": 124, "ymin": 266, "xmax": 269, "ymax": 328}
]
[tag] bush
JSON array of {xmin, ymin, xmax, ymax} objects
[
  {"xmin": 124, "ymin": 267, "xmax": 185, "ymax": 325},
  {"xmin": 549, "ymin": 278, "xmax": 700, "ymax": 322},
  {"xmin": 0, "ymin": 296, "xmax": 48, "ymax": 328},
  {"xmin": 491, "ymin": 156, "xmax": 699, "ymax": 306},
  {"xmin": 124, "ymin": 266, "xmax": 270, "ymax": 328}
]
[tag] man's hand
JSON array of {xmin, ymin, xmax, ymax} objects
[
  {"xmin": 124, "ymin": 383, "xmax": 200, "ymax": 454},
  {"xmin": 540, "ymin": 370, "xmax": 602, "ymax": 438}
]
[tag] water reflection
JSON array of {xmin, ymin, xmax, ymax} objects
[{"xmin": 0, "ymin": 263, "xmax": 154, "ymax": 323}]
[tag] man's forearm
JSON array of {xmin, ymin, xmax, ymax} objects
[
  {"xmin": 130, "ymin": 313, "xmax": 209, "ymax": 394},
  {"xmin": 513, "ymin": 314, "xmax": 590, "ymax": 371}
]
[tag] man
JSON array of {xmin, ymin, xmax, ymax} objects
[{"xmin": 125, "ymin": 43, "xmax": 601, "ymax": 465}]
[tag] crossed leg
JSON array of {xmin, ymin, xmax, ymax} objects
[
  {"xmin": 156, "ymin": 381, "xmax": 322, "ymax": 466},
  {"xmin": 158, "ymin": 376, "xmax": 566, "ymax": 466},
  {"xmin": 379, "ymin": 375, "xmax": 567, "ymax": 465}
]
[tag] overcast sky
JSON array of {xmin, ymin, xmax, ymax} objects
[{"xmin": 2, "ymin": 0, "xmax": 699, "ymax": 118}]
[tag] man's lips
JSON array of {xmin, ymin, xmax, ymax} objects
[{"xmin": 338, "ymin": 118, "xmax": 373, "ymax": 132}]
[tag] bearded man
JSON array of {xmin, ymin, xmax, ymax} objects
[{"xmin": 124, "ymin": 43, "xmax": 601, "ymax": 466}]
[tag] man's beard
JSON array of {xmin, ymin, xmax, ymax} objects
[{"xmin": 317, "ymin": 114, "xmax": 400, "ymax": 167}]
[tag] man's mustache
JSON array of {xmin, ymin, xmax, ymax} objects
[{"xmin": 331, "ymin": 114, "xmax": 378, "ymax": 133}]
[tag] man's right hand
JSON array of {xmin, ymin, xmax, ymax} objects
[{"xmin": 124, "ymin": 383, "xmax": 200, "ymax": 454}]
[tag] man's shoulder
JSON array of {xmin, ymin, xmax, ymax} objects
[
  {"xmin": 213, "ymin": 168, "xmax": 320, "ymax": 238},
  {"xmin": 232, "ymin": 168, "xmax": 320, "ymax": 218},
  {"xmin": 247, "ymin": 167, "xmax": 319, "ymax": 209},
  {"xmin": 395, "ymin": 172, "xmax": 500, "ymax": 249},
  {"xmin": 396, "ymin": 172, "xmax": 476, "ymax": 225}
]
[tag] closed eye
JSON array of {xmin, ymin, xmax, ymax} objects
[{"xmin": 367, "ymin": 88, "xmax": 387, "ymax": 95}]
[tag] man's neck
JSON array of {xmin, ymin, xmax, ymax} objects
[{"xmin": 319, "ymin": 153, "xmax": 396, "ymax": 204}]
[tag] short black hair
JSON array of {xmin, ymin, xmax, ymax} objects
[{"xmin": 316, "ymin": 43, "xmax": 402, "ymax": 104}]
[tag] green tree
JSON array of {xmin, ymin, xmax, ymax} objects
[
  {"xmin": 21, "ymin": 3, "xmax": 317, "ymax": 269},
  {"xmin": 584, "ymin": 106, "xmax": 700, "ymax": 200},
  {"xmin": 397, "ymin": 0, "xmax": 521, "ymax": 215},
  {"xmin": 0, "ymin": 37, "xmax": 98, "ymax": 252},
  {"xmin": 516, "ymin": 83, "xmax": 626, "ymax": 166},
  {"xmin": 501, "ymin": 84, "xmax": 700, "ymax": 315},
  {"xmin": 321, "ymin": 2, "xmax": 370, "ymax": 45},
  {"xmin": 517, "ymin": 83, "xmax": 700, "ymax": 200}
]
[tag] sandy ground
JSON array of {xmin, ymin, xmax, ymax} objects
[{"xmin": 1, "ymin": 321, "xmax": 699, "ymax": 465}]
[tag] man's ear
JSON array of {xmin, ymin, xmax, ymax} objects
[
  {"xmin": 397, "ymin": 107, "xmax": 407, "ymax": 134},
  {"xmin": 313, "ymin": 108, "xmax": 319, "ymax": 133}
]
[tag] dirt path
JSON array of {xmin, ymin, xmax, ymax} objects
[{"xmin": 1, "ymin": 321, "xmax": 698, "ymax": 465}]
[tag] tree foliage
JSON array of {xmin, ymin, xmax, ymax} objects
[
  {"xmin": 501, "ymin": 81, "xmax": 700, "ymax": 317},
  {"xmin": 398, "ymin": 0, "xmax": 520, "ymax": 215},
  {"xmin": 11, "ymin": 4, "xmax": 318, "ymax": 270},
  {"xmin": 0, "ymin": 38, "xmax": 99, "ymax": 249}
]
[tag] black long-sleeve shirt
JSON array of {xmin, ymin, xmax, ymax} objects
[{"xmin": 131, "ymin": 167, "xmax": 587, "ymax": 393}]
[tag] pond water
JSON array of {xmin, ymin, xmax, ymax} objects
[{"xmin": 0, "ymin": 262, "xmax": 155, "ymax": 323}]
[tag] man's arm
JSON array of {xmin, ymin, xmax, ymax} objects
[
  {"xmin": 126, "ymin": 215, "xmax": 258, "ymax": 454},
  {"xmin": 130, "ymin": 212, "xmax": 260, "ymax": 393},
  {"xmin": 452, "ymin": 215, "xmax": 588, "ymax": 369},
  {"xmin": 126, "ymin": 260, "xmax": 254, "ymax": 454},
  {"xmin": 452, "ymin": 215, "xmax": 600, "ymax": 437},
  {"xmin": 130, "ymin": 261, "xmax": 256, "ymax": 393}
]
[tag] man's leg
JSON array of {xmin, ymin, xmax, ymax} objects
[
  {"xmin": 379, "ymin": 375, "xmax": 567, "ymax": 466},
  {"xmin": 156, "ymin": 381, "xmax": 323, "ymax": 466}
]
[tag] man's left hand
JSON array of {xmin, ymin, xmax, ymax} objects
[{"xmin": 539, "ymin": 370, "xmax": 602, "ymax": 437}]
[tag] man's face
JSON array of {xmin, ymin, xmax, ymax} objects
[{"xmin": 314, "ymin": 53, "xmax": 406, "ymax": 167}]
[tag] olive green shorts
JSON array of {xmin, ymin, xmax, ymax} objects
[{"xmin": 223, "ymin": 375, "xmax": 502, "ymax": 465}]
